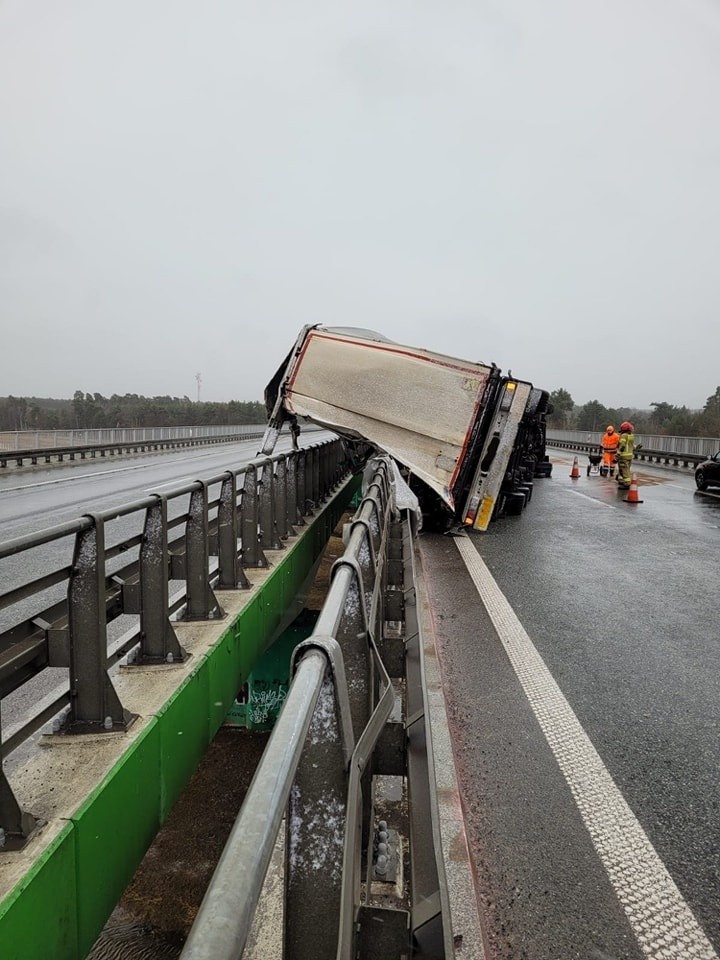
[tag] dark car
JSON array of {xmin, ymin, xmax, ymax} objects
[{"xmin": 695, "ymin": 452, "xmax": 720, "ymax": 491}]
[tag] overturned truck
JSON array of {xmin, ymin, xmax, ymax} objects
[{"xmin": 262, "ymin": 325, "xmax": 552, "ymax": 530}]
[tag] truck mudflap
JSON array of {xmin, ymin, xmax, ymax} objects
[{"xmin": 461, "ymin": 379, "xmax": 534, "ymax": 531}]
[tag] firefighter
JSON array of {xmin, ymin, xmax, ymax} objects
[
  {"xmin": 616, "ymin": 421, "xmax": 640, "ymax": 488},
  {"xmin": 600, "ymin": 425, "xmax": 619, "ymax": 476}
]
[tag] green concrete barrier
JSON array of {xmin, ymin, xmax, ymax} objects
[{"xmin": 0, "ymin": 473, "xmax": 360, "ymax": 960}]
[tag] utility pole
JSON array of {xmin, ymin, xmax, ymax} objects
[{"xmin": 195, "ymin": 372, "xmax": 202, "ymax": 404}]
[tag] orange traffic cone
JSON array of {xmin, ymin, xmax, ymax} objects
[
  {"xmin": 623, "ymin": 474, "xmax": 643, "ymax": 503},
  {"xmin": 570, "ymin": 456, "xmax": 580, "ymax": 479}
]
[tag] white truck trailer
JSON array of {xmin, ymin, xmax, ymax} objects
[{"xmin": 261, "ymin": 326, "xmax": 552, "ymax": 530}]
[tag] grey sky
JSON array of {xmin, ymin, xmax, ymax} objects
[{"xmin": 1, "ymin": 0, "xmax": 719, "ymax": 409}]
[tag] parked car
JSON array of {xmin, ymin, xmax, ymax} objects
[{"xmin": 695, "ymin": 452, "xmax": 720, "ymax": 490}]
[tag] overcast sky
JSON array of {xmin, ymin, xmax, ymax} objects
[{"xmin": 1, "ymin": 0, "xmax": 719, "ymax": 409}]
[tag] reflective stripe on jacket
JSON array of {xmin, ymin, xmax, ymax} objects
[{"xmin": 617, "ymin": 432, "xmax": 636, "ymax": 459}]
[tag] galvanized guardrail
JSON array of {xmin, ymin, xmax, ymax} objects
[
  {"xmin": 0, "ymin": 425, "xmax": 262, "ymax": 451},
  {"xmin": 0, "ymin": 439, "xmax": 348, "ymax": 850},
  {"xmin": 0, "ymin": 431, "xmax": 266, "ymax": 469},
  {"xmin": 181, "ymin": 457, "xmax": 451, "ymax": 960},
  {"xmin": 548, "ymin": 429, "xmax": 720, "ymax": 466}
]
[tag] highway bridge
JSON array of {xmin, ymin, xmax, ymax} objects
[{"xmin": 1, "ymin": 430, "xmax": 719, "ymax": 960}]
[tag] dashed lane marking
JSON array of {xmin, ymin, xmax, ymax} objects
[{"xmin": 454, "ymin": 533, "xmax": 718, "ymax": 960}]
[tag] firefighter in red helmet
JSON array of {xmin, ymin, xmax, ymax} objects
[{"xmin": 616, "ymin": 421, "xmax": 640, "ymax": 489}]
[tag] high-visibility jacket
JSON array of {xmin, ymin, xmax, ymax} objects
[
  {"xmin": 601, "ymin": 431, "xmax": 619, "ymax": 453},
  {"xmin": 617, "ymin": 432, "xmax": 636, "ymax": 460}
]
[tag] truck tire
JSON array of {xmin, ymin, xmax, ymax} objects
[
  {"xmin": 504, "ymin": 492, "xmax": 526, "ymax": 516},
  {"xmin": 517, "ymin": 483, "xmax": 533, "ymax": 502}
]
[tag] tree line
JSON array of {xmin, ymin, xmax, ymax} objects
[
  {"xmin": 547, "ymin": 386, "xmax": 720, "ymax": 438},
  {"xmin": 0, "ymin": 392, "xmax": 267, "ymax": 432},
  {"xmin": 4, "ymin": 386, "xmax": 720, "ymax": 438}
]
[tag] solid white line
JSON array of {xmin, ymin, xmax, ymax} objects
[
  {"xmin": 454, "ymin": 534, "xmax": 717, "ymax": 960},
  {"xmin": 0, "ymin": 445, "xmax": 258, "ymax": 494},
  {"xmin": 147, "ymin": 477, "xmax": 192, "ymax": 492},
  {"xmin": 0, "ymin": 462, "xmax": 164, "ymax": 492}
]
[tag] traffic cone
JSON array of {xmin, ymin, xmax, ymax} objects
[
  {"xmin": 623, "ymin": 474, "xmax": 643, "ymax": 503},
  {"xmin": 570, "ymin": 456, "xmax": 580, "ymax": 479}
]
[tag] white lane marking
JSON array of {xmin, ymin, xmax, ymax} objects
[
  {"xmin": 0, "ymin": 463, "xmax": 166, "ymax": 492},
  {"xmin": 454, "ymin": 533, "xmax": 717, "ymax": 960},
  {"xmin": 0, "ymin": 444, "xmax": 259, "ymax": 494},
  {"xmin": 146, "ymin": 477, "xmax": 192, "ymax": 492},
  {"xmin": 568, "ymin": 489, "xmax": 617, "ymax": 509}
]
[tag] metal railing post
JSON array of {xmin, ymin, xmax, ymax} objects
[
  {"xmin": 0, "ymin": 713, "xmax": 39, "ymax": 848},
  {"xmin": 138, "ymin": 497, "xmax": 187, "ymax": 663},
  {"xmin": 312, "ymin": 446, "xmax": 322, "ymax": 503},
  {"xmin": 67, "ymin": 516, "xmax": 134, "ymax": 731},
  {"xmin": 305, "ymin": 447, "xmax": 318, "ymax": 510},
  {"xmin": 184, "ymin": 483, "xmax": 224, "ymax": 621},
  {"xmin": 275, "ymin": 455, "xmax": 290, "ymax": 541},
  {"xmin": 297, "ymin": 448, "xmax": 310, "ymax": 518},
  {"xmin": 217, "ymin": 471, "xmax": 249, "ymax": 589},
  {"xmin": 286, "ymin": 450, "xmax": 301, "ymax": 528},
  {"xmin": 258, "ymin": 459, "xmax": 284, "ymax": 551},
  {"xmin": 240, "ymin": 464, "xmax": 267, "ymax": 568}
]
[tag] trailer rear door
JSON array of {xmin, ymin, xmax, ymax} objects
[{"xmin": 461, "ymin": 379, "xmax": 533, "ymax": 531}]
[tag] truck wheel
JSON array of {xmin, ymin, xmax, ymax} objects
[
  {"xmin": 516, "ymin": 483, "xmax": 533, "ymax": 502},
  {"xmin": 505, "ymin": 492, "xmax": 526, "ymax": 516}
]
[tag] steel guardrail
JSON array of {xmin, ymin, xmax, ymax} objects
[
  {"xmin": 0, "ymin": 424, "xmax": 263, "ymax": 451},
  {"xmin": 547, "ymin": 438, "xmax": 707, "ymax": 468},
  {"xmin": 180, "ymin": 457, "xmax": 452, "ymax": 960},
  {"xmin": 0, "ymin": 438, "xmax": 349, "ymax": 848},
  {"xmin": 547, "ymin": 429, "xmax": 720, "ymax": 466},
  {"xmin": 0, "ymin": 431, "xmax": 266, "ymax": 468}
]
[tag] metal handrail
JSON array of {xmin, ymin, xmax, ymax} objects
[
  {"xmin": 0, "ymin": 431, "xmax": 266, "ymax": 468},
  {"xmin": 548, "ymin": 429, "xmax": 720, "ymax": 460},
  {"xmin": 180, "ymin": 649, "xmax": 328, "ymax": 960},
  {"xmin": 179, "ymin": 457, "xmax": 407, "ymax": 960},
  {"xmin": 547, "ymin": 437, "xmax": 708, "ymax": 467},
  {"xmin": 0, "ymin": 438, "xmax": 350, "ymax": 846}
]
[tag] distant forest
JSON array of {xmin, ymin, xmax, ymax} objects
[
  {"xmin": 547, "ymin": 385, "xmax": 720, "ymax": 438},
  {"xmin": 0, "ymin": 392, "xmax": 267, "ymax": 432}
]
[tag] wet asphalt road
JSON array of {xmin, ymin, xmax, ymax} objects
[
  {"xmin": 3, "ymin": 445, "xmax": 719, "ymax": 957},
  {"xmin": 0, "ymin": 434, "xmax": 308, "ymax": 541},
  {"xmin": 420, "ymin": 454, "xmax": 720, "ymax": 959}
]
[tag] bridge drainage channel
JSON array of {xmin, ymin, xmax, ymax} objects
[
  {"xmin": 87, "ymin": 728, "xmax": 270, "ymax": 960},
  {"xmin": 87, "ymin": 516, "xmax": 351, "ymax": 960}
]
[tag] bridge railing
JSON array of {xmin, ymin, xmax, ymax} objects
[
  {"xmin": 0, "ymin": 424, "xmax": 328, "ymax": 468},
  {"xmin": 181, "ymin": 457, "xmax": 451, "ymax": 960},
  {"xmin": 548, "ymin": 429, "xmax": 720, "ymax": 465},
  {"xmin": 0, "ymin": 438, "xmax": 349, "ymax": 850},
  {"xmin": 0, "ymin": 424, "xmax": 263, "ymax": 451}
]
